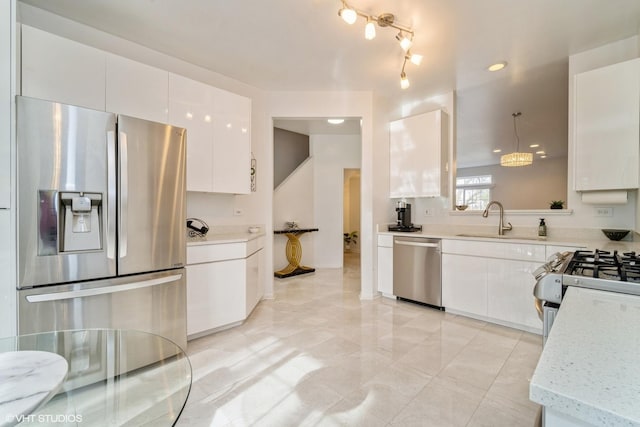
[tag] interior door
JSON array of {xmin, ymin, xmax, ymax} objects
[{"xmin": 117, "ymin": 115, "xmax": 186, "ymax": 275}]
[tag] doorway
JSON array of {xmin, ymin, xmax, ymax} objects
[{"xmin": 343, "ymin": 168, "xmax": 360, "ymax": 270}]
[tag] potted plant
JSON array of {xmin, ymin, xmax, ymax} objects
[
  {"xmin": 550, "ymin": 200, "xmax": 564, "ymax": 210},
  {"xmin": 343, "ymin": 231, "xmax": 358, "ymax": 251}
]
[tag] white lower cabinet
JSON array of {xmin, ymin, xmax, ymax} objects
[
  {"xmin": 377, "ymin": 234, "xmax": 394, "ymax": 297},
  {"xmin": 186, "ymin": 258, "xmax": 245, "ymax": 337},
  {"xmin": 441, "ymin": 239, "xmax": 546, "ymax": 333},
  {"xmin": 245, "ymin": 247, "xmax": 263, "ymax": 316},
  {"xmin": 442, "ymin": 254, "xmax": 487, "ymax": 317},
  {"xmin": 487, "ymin": 258, "xmax": 540, "ymax": 330},
  {"xmin": 0, "ymin": 210, "xmax": 16, "ymax": 337},
  {"xmin": 186, "ymin": 236, "xmax": 264, "ymax": 338}
]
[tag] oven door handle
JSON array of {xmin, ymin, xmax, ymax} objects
[{"xmin": 534, "ymin": 298, "xmax": 544, "ymax": 320}]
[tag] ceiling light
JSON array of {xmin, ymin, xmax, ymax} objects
[
  {"xmin": 500, "ymin": 112, "xmax": 533, "ymax": 167},
  {"xmin": 339, "ymin": 4, "xmax": 357, "ymax": 24},
  {"xmin": 327, "ymin": 119, "xmax": 345, "ymax": 124},
  {"xmin": 336, "ymin": 1, "xmax": 420, "ymax": 89},
  {"xmin": 396, "ymin": 32, "xmax": 412, "ymax": 51},
  {"xmin": 493, "ymin": 149, "xmax": 502, "ymax": 153},
  {"xmin": 400, "ymin": 72, "xmax": 410, "ymax": 89},
  {"xmin": 488, "ymin": 62, "xmax": 507, "ymax": 72},
  {"xmin": 540, "ymin": 155, "xmax": 547, "ymax": 159},
  {"xmin": 529, "ymin": 144, "xmax": 539, "ymax": 148},
  {"xmin": 536, "ymin": 150, "xmax": 545, "ymax": 155},
  {"xmin": 408, "ymin": 52, "xmax": 423, "ymax": 66},
  {"xmin": 365, "ymin": 18, "xmax": 376, "ymax": 40}
]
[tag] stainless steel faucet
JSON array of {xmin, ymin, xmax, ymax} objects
[{"xmin": 482, "ymin": 201, "xmax": 513, "ymax": 236}]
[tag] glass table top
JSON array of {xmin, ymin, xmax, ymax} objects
[{"xmin": 0, "ymin": 329, "xmax": 192, "ymax": 426}]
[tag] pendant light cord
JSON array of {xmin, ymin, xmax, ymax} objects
[{"xmin": 512, "ymin": 112, "xmax": 522, "ymax": 151}]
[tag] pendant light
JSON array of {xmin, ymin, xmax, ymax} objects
[{"xmin": 500, "ymin": 112, "xmax": 533, "ymax": 167}]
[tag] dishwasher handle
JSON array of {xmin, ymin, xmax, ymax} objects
[{"xmin": 394, "ymin": 240, "xmax": 440, "ymax": 248}]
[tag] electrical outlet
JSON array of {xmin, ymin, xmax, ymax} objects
[
  {"xmin": 234, "ymin": 208, "xmax": 244, "ymax": 216},
  {"xmin": 595, "ymin": 207, "xmax": 613, "ymax": 217},
  {"xmin": 425, "ymin": 208, "xmax": 435, "ymax": 217}
]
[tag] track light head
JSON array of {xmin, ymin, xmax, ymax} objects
[
  {"xmin": 339, "ymin": 6, "xmax": 357, "ymax": 24},
  {"xmin": 400, "ymin": 72, "xmax": 410, "ymax": 89},
  {"xmin": 408, "ymin": 52, "xmax": 423, "ymax": 66},
  {"xmin": 396, "ymin": 32, "xmax": 412, "ymax": 51},
  {"xmin": 365, "ymin": 18, "xmax": 376, "ymax": 40}
]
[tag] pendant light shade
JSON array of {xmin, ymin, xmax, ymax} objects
[
  {"xmin": 500, "ymin": 151, "xmax": 533, "ymax": 167},
  {"xmin": 500, "ymin": 112, "xmax": 533, "ymax": 167}
]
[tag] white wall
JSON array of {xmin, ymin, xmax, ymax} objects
[
  {"xmin": 311, "ymin": 135, "xmax": 361, "ymax": 268},
  {"xmin": 272, "ymin": 159, "xmax": 315, "ymax": 271}
]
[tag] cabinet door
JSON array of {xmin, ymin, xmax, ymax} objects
[
  {"xmin": 21, "ymin": 25, "xmax": 106, "ymax": 110},
  {"xmin": 574, "ymin": 59, "xmax": 640, "ymax": 191},
  {"xmin": 389, "ymin": 110, "xmax": 448, "ymax": 198},
  {"xmin": 442, "ymin": 254, "xmax": 487, "ymax": 316},
  {"xmin": 168, "ymin": 73, "xmax": 215, "ymax": 192},
  {"xmin": 245, "ymin": 249, "xmax": 261, "ymax": 316},
  {"xmin": 186, "ymin": 259, "xmax": 245, "ymax": 336},
  {"xmin": 0, "ymin": 210, "xmax": 16, "ymax": 337},
  {"xmin": 106, "ymin": 54, "xmax": 168, "ymax": 123},
  {"xmin": 212, "ymin": 89, "xmax": 251, "ymax": 194},
  {"xmin": 377, "ymin": 246, "xmax": 393, "ymax": 296},
  {"xmin": 0, "ymin": 2, "xmax": 12, "ymax": 208},
  {"xmin": 487, "ymin": 259, "xmax": 541, "ymax": 330}
]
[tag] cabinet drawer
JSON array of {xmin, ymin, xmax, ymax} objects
[
  {"xmin": 442, "ymin": 239, "xmax": 545, "ymax": 262},
  {"xmin": 187, "ymin": 243, "xmax": 246, "ymax": 264}
]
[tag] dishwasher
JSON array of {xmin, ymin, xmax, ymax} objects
[{"xmin": 393, "ymin": 236, "xmax": 443, "ymax": 308}]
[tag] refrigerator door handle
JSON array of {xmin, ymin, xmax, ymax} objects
[
  {"xmin": 107, "ymin": 131, "xmax": 117, "ymax": 260},
  {"xmin": 25, "ymin": 274, "xmax": 183, "ymax": 303},
  {"xmin": 119, "ymin": 131, "xmax": 128, "ymax": 258}
]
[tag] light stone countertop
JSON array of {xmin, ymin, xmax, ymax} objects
[
  {"xmin": 187, "ymin": 231, "xmax": 265, "ymax": 246},
  {"xmin": 530, "ymin": 287, "xmax": 640, "ymax": 426},
  {"xmin": 377, "ymin": 224, "xmax": 640, "ymax": 252}
]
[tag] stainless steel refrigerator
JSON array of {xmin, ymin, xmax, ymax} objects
[{"xmin": 16, "ymin": 96, "xmax": 187, "ymax": 350}]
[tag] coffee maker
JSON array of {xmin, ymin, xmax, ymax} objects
[{"xmin": 388, "ymin": 201, "xmax": 422, "ymax": 232}]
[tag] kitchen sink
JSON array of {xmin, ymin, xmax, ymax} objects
[{"xmin": 455, "ymin": 233, "xmax": 541, "ymax": 241}]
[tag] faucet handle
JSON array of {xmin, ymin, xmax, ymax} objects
[{"xmin": 504, "ymin": 222, "xmax": 513, "ymax": 231}]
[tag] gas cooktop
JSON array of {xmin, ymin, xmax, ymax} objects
[{"xmin": 534, "ymin": 249, "xmax": 640, "ymax": 304}]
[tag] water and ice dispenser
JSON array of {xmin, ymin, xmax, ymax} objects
[{"xmin": 38, "ymin": 190, "xmax": 104, "ymax": 255}]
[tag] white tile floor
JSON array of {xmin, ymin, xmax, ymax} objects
[{"xmin": 178, "ymin": 253, "xmax": 542, "ymax": 426}]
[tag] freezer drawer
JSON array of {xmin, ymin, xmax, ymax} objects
[
  {"xmin": 393, "ymin": 236, "xmax": 442, "ymax": 307},
  {"xmin": 17, "ymin": 269, "xmax": 187, "ymax": 350}
]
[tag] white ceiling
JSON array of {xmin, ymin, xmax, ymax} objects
[
  {"xmin": 19, "ymin": 0, "xmax": 640, "ymax": 166},
  {"xmin": 274, "ymin": 118, "xmax": 361, "ymax": 136}
]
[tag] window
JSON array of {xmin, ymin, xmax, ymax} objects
[{"xmin": 456, "ymin": 175, "xmax": 493, "ymax": 210}]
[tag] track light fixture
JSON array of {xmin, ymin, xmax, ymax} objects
[{"xmin": 337, "ymin": 1, "xmax": 421, "ymax": 90}]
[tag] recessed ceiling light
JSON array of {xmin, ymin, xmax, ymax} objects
[
  {"xmin": 492, "ymin": 149, "xmax": 502, "ymax": 153},
  {"xmin": 529, "ymin": 144, "xmax": 540, "ymax": 148},
  {"xmin": 536, "ymin": 150, "xmax": 545, "ymax": 155},
  {"xmin": 540, "ymin": 155, "xmax": 547, "ymax": 159},
  {"xmin": 327, "ymin": 119, "xmax": 344, "ymax": 125},
  {"xmin": 487, "ymin": 62, "xmax": 507, "ymax": 72}
]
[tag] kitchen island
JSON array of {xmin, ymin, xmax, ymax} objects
[{"xmin": 530, "ymin": 287, "xmax": 640, "ymax": 426}]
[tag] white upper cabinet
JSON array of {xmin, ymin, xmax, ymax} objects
[
  {"xmin": 574, "ymin": 58, "xmax": 640, "ymax": 191},
  {"xmin": 389, "ymin": 109, "xmax": 449, "ymax": 198},
  {"xmin": 168, "ymin": 74, "xmax": 215, "ymax": 192},
  {"xmin": 211, "ymin": 89, "xmax": 251, "ymax": 194},
  {"xmin": 21, "ymin": 25, "xmax": 106, "ymax": 110},
  {"xmin": 168, "ymin": 73, "xmax": 251, "ymax": 194},
  {"xmin": 1, "ymin": 3, "xmax": 13, "ymax": 209},
  {"xmin": 106, "ymin": 54, "xmax": 168, "ymax": 123}
]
